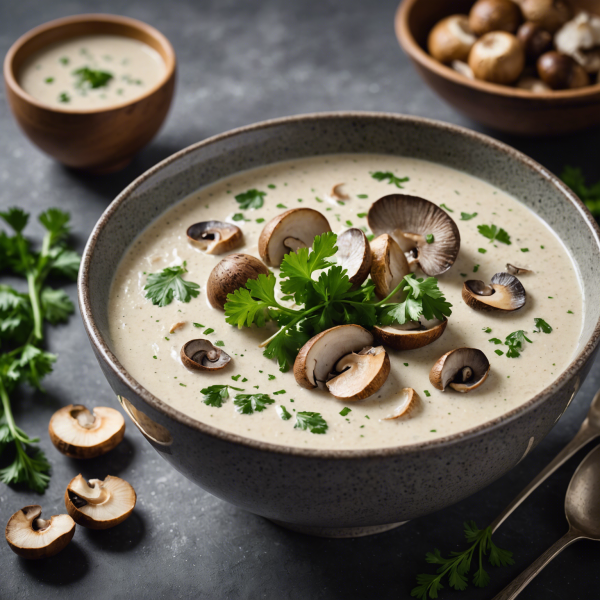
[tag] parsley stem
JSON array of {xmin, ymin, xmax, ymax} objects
[
  {"xmin": 0, "ymin": 377, "xmax": 30, "ymax": 445},
  {"xmin": 373, "ymin": 277, "xmax": 407, "ymax": 306},
  {"xmin": 27, "ymin": 271, "xmax": 43, "ymax": 342},
  {"xmin": 258, "ymin": 303, "xmax": 324, "ymax": 348}
]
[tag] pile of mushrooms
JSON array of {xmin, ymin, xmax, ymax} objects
[
  {"xmin": 428, "ymin": 0, "xmax": 600, "ymax": 91},
  {"xmin": 294, "ymin": 325, "xmax": 390, "ymax": 401},
  {"xmin": 430, "ymin": 348, "xmax": 491, "ymax": 392},
  {"xmin": 462, "ymin": 272, "xmax": 526, "ymax": 311}
]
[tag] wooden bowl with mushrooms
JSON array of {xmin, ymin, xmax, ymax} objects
[{"xmin": 396, "ymin": 0, "xmax": 600, "ymax": 135}]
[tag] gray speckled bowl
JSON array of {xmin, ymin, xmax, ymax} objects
[{"xmin": 79, "ymin": 113, "xmax": 600, "ymax": 538}]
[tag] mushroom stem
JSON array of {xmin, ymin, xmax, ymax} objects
[
  {"xmin": 68, "ymin": 477, "xmax": 110, "ymax": 505},
  {"xmin": 283, "ymin": 237, "xmax": 307, "ymax": 252},
  {"xmin": 71, "ymin": 406, "xmax": 96, "ymax": 429},
  {"xmin": 461, "ymin": 366, "xmax": 473, "ymax": 381},
  {"xmin": 33, "ymin": 518, "xmax": 52, "ymax": 532}
]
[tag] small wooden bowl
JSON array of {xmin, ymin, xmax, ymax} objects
[
  {"xmin": 395, "ymin": 0, "xmax": 600, "ymax": 136},
  {"xmin": 3, "ymin": 14, "xmax": 176, "ymax": 172}
]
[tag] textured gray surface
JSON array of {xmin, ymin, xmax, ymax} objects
[{"xmin": 1, "ymin": 0, "xmax": 599, "ymax": 599}]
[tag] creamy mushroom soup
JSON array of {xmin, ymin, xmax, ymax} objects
[
  {"xmin": 108, "ymin": 154, "xmax": 583, "ymax": 450},
  {"xmin": 18, "ymin": 35, "xmax": 166, "ymax": 109}
]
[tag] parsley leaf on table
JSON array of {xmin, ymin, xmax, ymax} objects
[
  {"xmin": 533, "ymin": 318, "xmax": 552, "ymax": 334},
  {"xmin": 200, "ymin": 384, "xmax": 244, "ymax": 407},
  {"xmin": 233, "ymin": 393, "xmax": 274, "ymax": 414},
  {"xmin": 561, "ymin": 166, "xmax": 600, "ymax": 218},
  {"xmin": 477, "ymin": 224, "xmax": 511, "ymax": 245},
  {"xmin": 235, "ymin": 189, "xmax": 266, "ymax": 210},
  {"xmin": 370, "ymin": 171, "xmax": 409, "ymax": 188},
  {"xmin": 294, "ymin": 411, "xmax": 328, "ymax": 434},
  {"xmin": 144, "ymin": 262, "xmax": 200, "ymax": 307}
]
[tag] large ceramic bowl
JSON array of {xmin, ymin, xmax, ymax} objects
[{"xmin": 79, "ymin": 113, "xmax": 600, "ymax": 537}]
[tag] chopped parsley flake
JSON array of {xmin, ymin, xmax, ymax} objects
[
  {"xmin": 294, "ymin": 411, "xmax": 328, "ymax": 434},
  {"xmin": 58, "ymin": 92, "xmax": 70, "ymax": 103},
  {"xmin": 357, "ymin": 212, "xmax": 367, "ymax": 218},
  {"xmin": 521, "ymin": 248, "xmax": 529, "ymax": 253},
  {"xmin": 505, "ymin": 330, "xmax": 533, "ymax": 358},
  {"xmin": 193, "ymin": 323, "xmax": 204, "ymax": 328},
  {"xmin": 256, "ymin": 218, "xmax": 265, "ymax": 223},
  {"xmin": 357, "ymin": 194, "xmax": 368, "ymax": 199},
  {"xmin": 276, "ymin": 405, "xmax": 292, "ymax": 420},
  {"xmin": 59, "ymin": 57, "xmax": 69, "ymax": 65},
  {"xmin": 203, "ymin": 328, "xmax": 214, "ymax": 334},
  {"xmin": 268, "ymin": 374, "xmax": 276, "ymax": 380},
  {"xmin": 477, "ymin": 224, "xmax": 511, "ymax": 245},
  {"xmin": 276, "ymin": 203, "xmax": 287, "ymax": 209},
  {"xmin": 460, "ymin": 212, "xmax": 478, "ymax": 220},
  {"xmin": 339, "ymin": 407, "xmax": 351, "ymax": 416},
  {"xmin": 426, "ymin": 234, "xmax": 434, "ymax": 244},
  {"xmin": 424, "ymin": 390, "xmax": 431, "ymax": 397},
  {"xmin": 478, "ymin": 248, "xmax": 487, "ymax": 254},
  {"xmin": 273, "ymin": 390, "xmax": 286, "ymax": 395},
  {"xmin": 483, "ymin": 327, "xmax": 492, "ymax": 333},
  {"xmin": 235, "ymin": 189, "xmax": 266, "ymax": 210},
  {"xmin": 440, "ymin": 203, "xmax": 454, "ymax": 212},
  {"xmin": 495, "ymin": 349, "xmax": 504, "ymax": 356},
  {"xmin": 473, "ymin": 264, "xmax": 479, "ymax": 272},
  {"xmin": 489, "ymin": 338, "xmax": 503, "ymax": 345},
  {"xmin": 533, "ymin": 318, "xmax": 552, "ymax": 334},
  {"xmin": 267, "ymin": 184, "xmax": 276, "ymax": 189},
  {"xmin": 45, "ymin": 77, "xmax": 54, "ymax": 84},
  {"xmin": 567, "ymin": 310, "xmax": 574, "ymax": 314},
  {"xmin": 231, "ymin": 374, "xmax": 241, "ymax": 381},
  {"xmin": 232, "ymin": 213, "xmax": 247, "ymax": 221},
  {"xmin": 73, "ymin": 67, "xmax": 113, "ymax": 89},
  {"xmin": 370, "ymin": 171, "xmax": 409, "ymax": 188}
]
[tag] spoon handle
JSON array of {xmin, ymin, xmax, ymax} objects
[
  {"xmin": 490, "ymin": 421, "xmax": 597, "ymax": 533},
  {"xmin": 492, "ymin": 529, "xmax": 580, "ymax": 600}
]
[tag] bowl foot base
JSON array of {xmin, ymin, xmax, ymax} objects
[{"xmin": 268, "ymin": 519, "xmax": 407, "ymax": 538}]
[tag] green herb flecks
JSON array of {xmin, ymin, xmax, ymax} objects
[
  {"xmin": 426, "ymin": 234, "xmax": 434, "ymax": 244},
  {"xmin": 73, "ymin": 67, "xmax": 113, "ymax": 89},
  {"xmin": 233, "ymin": 393, "xmax": 274, "ymax": 414},
  {"xmin": 370, "ymin": 171, "xmax": 409, "ymax": 188},
  {"xmin": 505, "ymin": 330, "xmax": 532, "ymax": 358},
  {"xmin": 339, "ymin": 407, "xmax": 351, "ymax": 416},
  {"xmin": 477, "ymin": 224, "xmax": 511, "ymax": 245},
  {"xmin": 276, "ymin": 405, "xmax": 292, "ymax": 420},
  {"xmin": 235, "ymin": 189, "xmax": 266, "ymax": 210},
  {"xmin": 294, "ymin": 411, "xmax": 328, "ymax": 434},
  {"xmin": 533, "ymin": 318, "xmax": 552, "ymax": 334},
  {"xmin": 460, "ymin": 212, "xmax": 477, "ymax": 221},
  {"xmin": 201, "ymin": 384, "xmax": 244, "ymax": 407},
  {"xmin": 144, "ymin": 262, "xmax": 200, "ymax": 307},
  {"xmin": 439, "ymin": 203, "xmax": 453, "ymax": 213},
  {"xmin": 58, "ymin": 92, "xmax": 70, "ymax": 103},
  {"xmin": 45, "ymin": 77, "xmax": 54, "ymax": 84}
]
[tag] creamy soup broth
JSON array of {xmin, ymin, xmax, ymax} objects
[
  {"xmin": 108, "ymin": 154, "xmax": 583, "ymax": 450},
  {"xmin": 19, "ymin": 35, "xmax": 166, "ymax": 109}
]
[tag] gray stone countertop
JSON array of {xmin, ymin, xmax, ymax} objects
[{"xmin": 1, "ymin": 0, "xmax": 599, "ymax": 598}]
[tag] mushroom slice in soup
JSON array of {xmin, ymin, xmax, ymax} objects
[
  {"xmin": 181, "ymin": 339, "xmax": 231, "ymax": 371},
  {"xmin": 429, "ymin": 348, "xmax": 491, "ymax": 392},
  {"xmin": 337, "ymin": 228, "xmax": 372, "ymax": 289},
  {"xmin": 462, "ymin": 272, "xmax": 526, "ymax": 311},
  {"xmin": 187, "ymin": 220, "xmax": 243, "ymax": 254}
]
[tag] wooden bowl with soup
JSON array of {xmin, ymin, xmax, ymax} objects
[
  {"xmin": 3, "ymin": 14, "xmax": 175, "ymax": 172},
  {"xmin": 79, "ymin": 112, "xmax": 600, "ymax": 537}
]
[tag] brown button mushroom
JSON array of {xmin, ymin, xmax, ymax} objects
[
  {"xmin": 517, "ymin": 22, "xmax": 553, "ymax": 63},
  {"xmin": 370, "ymin": 234, "xmax": 410, "ymax": 299},
  {"xmin": 367, "ymin": 195, "xmax": 461, "ymax": 277},
  {"xmin": 5, "ymin": 505, "xmax": 75, "ymax": 559},
  {"xmin": 383, "ymin": 388, "xmax": 419, "ymax": 420},
  {"xmin": 537, "ymin": 51, "xmax": 590, "ymax": 89},
  {"xmin": 469, "ymin": 0, "xmax": 522, "ymax": 36},
  {"xmin": 181, "ymin": 339, "xmax": 231, "ymax": 371},
  {"xmin": 429, "ymin": 348, "xmax": 491, "ymax": 393},
  {"xmin": 468, "ymin": 31, "xmax": 525, "ymax": 84},
  {"xmin": 515, "ymin": 75, "xmax": 552, "ymax": 92},
  {"xmin": 207, "ymin": 253, "xmax": 269, "ymax": 309},
  {"xmin": 64, "ymin": 474, "xmax": 136, "ymax": 530},
  {"xmin": 337, "ymin": 228, "xmax": 372, "ymax": 289},
  {"xmin": 373, "ymin": 317, "xmax": 448, "ymax": 351},
  {"xmin": 186, "ymin": 221, "xmax": 243, "ymax": 254},
  {"xmin": 518, "ymin": 0, "xmax": 572, "ymax": 33},
  {"xmin": 462, "ymin": 272, "xmax": 526, "ymax": 312},
  {"xmin": 294, "ymin": 325, "xmax": 390, "ymax": 401},
  {"xmin": 258, "ymin": 208, "xmax": 331, "ymax": 267},
  {"xmin": 451, "ymin": 60, "xmax": 475, "ymax": 79},
  {"xmin": 48, "ymin": 405, "xmax": 125, "ymax": 459},
  {"xmin": 428, "ymin": 15, "xmax": 477, "ymax": 64}
]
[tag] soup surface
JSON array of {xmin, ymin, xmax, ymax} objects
[
  {"xmin": 108, "ymin": 154, "xmax": 583, "ymax": 450},
  {"xmin": 19, "ymin": 35, "xmax": 165, "ymax": 109}
]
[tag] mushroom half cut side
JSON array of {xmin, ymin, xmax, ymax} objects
[
  {"xmin": 186, "ymin": 220, "xmax": 243, "ymax": 254},
  {"xmin": 181, "ymin": 339, "xmax": 231, "ymax": 371},
  {"xmin": 373, "ymin": 318, "xmax": 448, "ymax": 351},
  {"xmin": 370, "ymin": 234, "xmax": 410, "ymax": 299},
  {"xmin": 48, "ymin": 404, "xmax": 125, "ymax": 459},
  {"xmin": 336, "ymin": 228, "xmax": 372, "ymax": 289},
  {"xmin": 294, "ymin": 324, "xmax": 390, "ymax": 401},
  {"xmin": 367, "ymin": 195, "xmax": 461, "ymax": 276},
  {"xmin": 65, "ymin": 474, "xmax": 137, "ymax": 529},
  {"xmin": 462, "ymin": 272, "xmax": 526, "ymax": 312},
  {"xmin": 430, "ymin": 348, "xmax": 491, "ymax": 392},
  {"xmin": 258, "ymin": 208, "xmax": 331, "ymax": 267},
  {"xmin": 5, "ymin": 505, "xmax": 75, "ymax": 559}
]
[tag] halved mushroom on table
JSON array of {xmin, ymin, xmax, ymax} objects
[
  {"xmin": 462, "ymin": 272, "xmax": 526, "ymax": 312},
  {"xmin": 48, "ymin": 404, "xmax": 125, "ymax": 459},
  {"xmin": 373, "ymin": 317, "xmax": 448, "ymax": 351},
  {"xmin": 5, "ymin": 505, "xmax": 75, "ymax": 559},
  {"xmin": 337, "ymin": 228, "xmax": 372, "ymax": 289},
  {"xmin": 181, "ymin": 339, "xmax": 231, "ymax": 371},
  {"xmin": 294, "ymin": 324, "xmax": 390, "ymax": 401},
  {"xmin": 187, "ymin": 221, "xmax": 243, "ymax": 254},
  {"xmin": 367, "ymin": 195, "xmax": 461, "ymax": 276},
  {"xmin": 65, "ymin": 474, "xmax": 137, "ymax": 530},
  {"xmin": 430, "ymin": 348, "xmax": 491, "ymax": 393},
  {"xmin": 258, "ymin": 208, "xmax": 331, "ymax": 267}
]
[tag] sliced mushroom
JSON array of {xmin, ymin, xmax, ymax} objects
[
  {"xmin": 294, "ymin": 325, "xmax": 389, "ymax": 400},
  {"xmin": 169, "ymin": 321, "xmax": 186, "ymax": 333},
  {"xmin": 517, "ymin": 22, "xmax": 553, "ymax": 63},
  {"xmin": 337, "ymin": 228, "xmax": 372, "ymax": 289},
  {"xmin": 48, "ymin": 405, "xmax": 125, "ymax": 459},
  {"xmin": 64, "ymin": 474, "xmax": 136, "ymax": 530},
  {"xmin": 373, "ymin": 318, "xmax": 447, "ymax": 351},
  {"xmin": 506, "ymin": 263, "xmax": 532, "ymax": 275},
  {"xmin": 468, "ymin": 31, "xmax": 525, "ymax": 84},
  {"xmin": 428, "ymin": 15, "xmax": 477, "ymax": 64},
  {"xmin": 429, "ymin": 348, "xmax": 491, "ymax": 393},
  {"xmin": 207, "ymin": 253, "xmax": 269, "ymax": 309},
  {"xmin": 469, "ymin": 0, "xmax": 522, "ymax": 36},
  {"xmin": 5, "ymin": 505, "xmax": 75, "ymax": 559},
  {"xmin": 462, "ymin": 272, "xmax": 526, "ymax": 311},
  {"xmin": 518, "ymin": 0, "xmax": 572, "ymax": 33},
  {"xmin": 187, "ymin": 221, "xmax": 243, "ymax": 254},
  {"xmin": 258, "ymin": 208, "xmax": 331, "ymax": 267},
  {"xmin": 537, "ymin": 51, "xmax": 590, "ymax": 89},
  {"xmin": 370, "ymin": 234, "xmax": 410, "ymax": 299},
  {"xmin": 383, "ymin": 388, "xmax": 419, "ymax": 420},
  {"xmin": 367, "ymin": 195, "xmax": 460, "ymax": 277},
  {"xmin": 331, "ymin": 183, "xmax": 349, "ymax": 201},
  {"xmin": 181, "ymin": 339, "xmax": 231, "ymax": 371}
]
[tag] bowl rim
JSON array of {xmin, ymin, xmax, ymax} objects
[
  {"xmin": 3, "ymin": 13, "xmax": 176, "ymax": 115},
  {"xmin": 79, "ymin": 111, "xmax": 600, "ymax": 459},
  {"xmin": 395, "ymin": 0, "xmax": 600, "ymax": 101}
]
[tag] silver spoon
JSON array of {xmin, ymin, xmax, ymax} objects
[{"xmin": 492, "ymin": 443, "xmax": 600, "ymax": 599}]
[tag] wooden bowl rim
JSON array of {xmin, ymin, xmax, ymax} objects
[
  {"xmin": 395, "ymin": 0, "xmax": 600, "ymax": 102},
  {"xmin": 3, "ymin": 13, "xmax": 176, "ymax": 114}
]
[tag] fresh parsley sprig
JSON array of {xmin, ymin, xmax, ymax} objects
[
  {"xmin": 412, "ymin": 521, "xmax": 514, "ymax": 599},
  {"xmin": 477, "ymin": 224, "xmax": 511, "ymax": 245},
  {"xmin": 200, "ymin": 384, "xmax": 244, "ymax": 407},
  {"xmin": 235, "ymin": 189, "xmax": 266, "ymax": 210},
  {"xmin": 144, "ymin": 262, "xmax": 200, "ymax": 307}
]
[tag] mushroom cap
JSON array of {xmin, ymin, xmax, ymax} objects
[
  {"xmin": 367, "ymin": 195, "xmax": 461, "ymax": 277},
  {"xmin": 373, "ymin": 318, "xmax": 447, "ymax": 351},
  {"xmin": 469, "ymin": 0, "xmax": 522, "ymax": 36},
  {"xmin": 326, "ymin": 346, "xmax": 391, "ymax": 402},
  {"xmin": 64, "ymin": 474, "xmax": 136, "ymax": 530},
  {"xmin": 518, "ymin": 0, "xmax": 572, "ymax": 33},
  {"xmin": 337, "ymin": 228, "xmax": 372, "ymax": 289},
  {"xmin": 369, "ymin": 234, "xmax": 410, "ymax": 299},
  {"xmin": 48, "ymin": 405, "xmax": 125, "ymax": 459},
  {"xmin": 5, "ymin": 505, "xmax": 75, "ymax": 559},
  {"xmin": 187, "ymin": 220, "xmax": 243, "ymax": 254},
  {"xmin": 462, "ymin": 272, "xmax": 526, "ymax": 312},
  {"xmin": 428, "ymin": 14, "xmax": 477, "ymax": 64},
  {"xmin": 258, "ymin": 208, "xmax": 331, "ymax": 267},
  {"xmin": 383, "ymin": 388, "xmax": 419, "ymax": 420},
  {"xmin": 468, "ymin": 31, "xmax": 525, "ymax": 84},
  {"xmin": 515, "ymin": 75, "xmax": 551, "ymax": 92},
  {"xmin": 517, "ymin": 21, "xmax": 553, "ymax": 62},
  {"xmin": 294, "ymin": 324, "xmax": 375, "ymax": 390},
  {"xmin": 537, "ymin": 51, "xmax": 590, "ymax": 89},
  {"xmin": 181, "ymin": 339, "xmax": 231, "ymax": 371},
  {"xmin": 429, "ymin": 348, "xmax": 491, "ymax": 392},
  {"xmin": 207, "ymin": 253, "xmax": 269, "ymax": 309}
]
